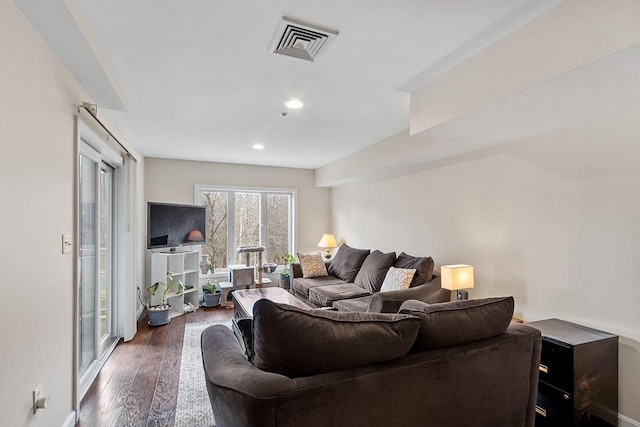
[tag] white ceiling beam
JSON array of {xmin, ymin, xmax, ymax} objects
[
  {"xmin": 409, "ymin": 0, "xmax": 640, "ymax": 136},
  {"xmin": 13, "ymin": 0, "xmax": 127, "ymax": 111}
]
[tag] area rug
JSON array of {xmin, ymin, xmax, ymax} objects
[{"xmin": 174, "ymin": 320, "xmax": 231, "ymax": 427}]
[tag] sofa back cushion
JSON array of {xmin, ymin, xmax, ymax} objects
[
  {"xmin": 354, "ymin": 250, "xmax": 397, "ymax": 293},
  {"xmin": 399, "ymin": 296, "xmax": 514, "ymax": 351},
  {"xmin": 327, "ymin": 244, "xmax": 370, "ymax": 283},
  {"xmin": 394, "ymin": 252, "xmax": 434, "ymax": 287},
  {"xmin": 252, "ymin": 299, "xmax": 420, "ymax": 377}
]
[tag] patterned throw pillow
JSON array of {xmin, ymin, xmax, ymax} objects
[
  {"xmin": 380, "ymin": 267, "xmax": 416, "ymax": 292},
  {"xmin": 297, "ymin": 253, "xmax": 328, "ymax": 278}
]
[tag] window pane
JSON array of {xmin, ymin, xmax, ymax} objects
[
  {"xmin": 234, "ymin": 193, "xmax": 260, "ymax": 264},
  {"xmin": 79, "ymin": 155, "xmax": 96, "ymax": 374},
  {"xmin": 266, "ymin": 194, "xmax": 290, "ymax": 264},
  {"xmin": 199, "ymin": 188, "xmax": 293, "ymax": 268},
  {"xmin": 201, "ymin": 191, "xmax": 228, "ymax": 268},
  {"xmin": 99, "ymin": 168, "xmax": 112, "ymax": 342}
]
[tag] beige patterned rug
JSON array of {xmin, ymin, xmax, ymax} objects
[{"xmin": 174, "ymin": 320, "xmax": 231, "ymax": 427}]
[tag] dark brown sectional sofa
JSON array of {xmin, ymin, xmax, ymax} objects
[
  {"xmin": 202, "ymin": 296, "xmax": 542, "ymax": 427},
  {"xmin": 291, "ymin": 244, "xmax": 451, "ymax": 312}
]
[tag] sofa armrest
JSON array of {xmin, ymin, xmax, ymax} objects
[
  {"xmin": 201, "ymin": 325, "xmax": 295, "ymax": 396},
  {"xmin": 292, "ymin": 262, "xmax": 303, "ymax": 278},
  {"xmin": 368, "ymin": 276, "xmax": 452, "ymax": 313},
  {"xmin": 201, "ymin": 325, "xmax": 296, "ymax": 427}
]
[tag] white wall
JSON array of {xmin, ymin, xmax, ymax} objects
[
  {"xmin": 0, "ymin": 3, "xmax": 145, "ymax": 426},
  {"xmin": 144, "ymin": 158, "xmax": 331, "ymax": 279},
  {"xmin": 329, "ymin": 109, "xmax": 640, "ymax": 422}
]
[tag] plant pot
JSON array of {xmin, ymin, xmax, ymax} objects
[
  {"xmin": 203, "ymin": 291, "xmax": 221, "ymax": 307},
  {"xmin": 279, "ymin": 274, "xmax": 291, "ymax": 289},
  {"xmin": 148, "ymin": 305, "xmax": 171, "ymax": 326}
]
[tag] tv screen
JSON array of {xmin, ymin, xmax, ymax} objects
[{"xmin": 147, "ymin": 202, "xmax": 207, "ymax": 249}]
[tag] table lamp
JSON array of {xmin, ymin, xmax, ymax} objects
[
  {"xmin": 441, "ymin": 264, "xmax": 474, "ymax": 300},
  {"xmin": 186, "ymin": 229, "xmax": 204, "ymax": 243},
  {"xmin": 317, "ymin": 234, "xmax": 338, "ymax": 259}
]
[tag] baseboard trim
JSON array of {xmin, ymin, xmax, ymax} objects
[
  {"xmin": 620, "ymin": 414, "xmax": 640, "ymax": 427},
  {"xmin": 62, "ymin": 410, "xmax": 76, "ymax": 427}
]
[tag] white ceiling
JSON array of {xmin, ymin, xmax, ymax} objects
[{"xmin": 14, "ymin": 0, "xmax": 568, "ymax": 169}]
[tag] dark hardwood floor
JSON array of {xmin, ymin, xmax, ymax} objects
[{"xmin": 76, "ymin": 306, "xmax": 233, "ymax": 427}]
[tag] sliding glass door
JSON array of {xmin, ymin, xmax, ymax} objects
[{"xmin": 78, "ymin": 146, "xmax": 118, "ymax": 397}]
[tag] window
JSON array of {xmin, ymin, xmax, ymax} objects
[{"xmin": 197, "ymin": 186, "xmax": 295, "ymax": 269}]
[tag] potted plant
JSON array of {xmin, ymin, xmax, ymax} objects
[
  {"xmin": 279, "ymin": 253, "xmax": 295, "ymax": 289},
  {"xmin": 147, "ymin": 272, "xmax": 183, "ymax": 326},
  {"xmin": 202, "ymin": 280, "xmax": 221, "ymax": 307}
]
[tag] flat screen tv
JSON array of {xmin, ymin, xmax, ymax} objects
[{"xmin": 147, "ymin": 202, "xmax": 207, "ymax": 249}]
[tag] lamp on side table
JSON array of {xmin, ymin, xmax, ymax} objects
[
  {"xmin": 441, "ymin": 264, "xmax": 474, "ymax": 300},
  {"xmin": 317, "ymin": 234, "xmax": 338, "ymax": 259}
]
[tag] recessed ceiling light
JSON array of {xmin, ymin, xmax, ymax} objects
[
  {"xmin": 252, "ymin": 143, "xmax": 265, "ymax": 150},
  {"xmin": 285, "ymin": 99, "xmax": 303, "ymax": 109}
]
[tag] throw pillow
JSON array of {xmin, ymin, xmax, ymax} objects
[
  {"xmin": 297, "ymin": 252, "xmax": 328, "ymax": 278},
  {"xmin": 354, "ymin": 250, "xmax": 397, "ymax": 293},
  {"xmin": 399, "ymin": 296, "xmax": 515, "ymax": 351},
  {"xmin": 327, "ymin": 244, "xmax": 370, "ymax": 283},
  {"xmin": 252, "ymin": 299, "xmax": 420, "ymax": 378},
  {"xmin": 380, "ymin": 266, "xmax": 416, "ymax": 292},
  {"xmin": 394, "ymin": 252, "xmax": 434, "ymax": 287}
]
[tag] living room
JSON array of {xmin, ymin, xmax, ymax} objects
[{"xmin": 1, "ymin": 1, "xmax": 638, "ymax": 427}]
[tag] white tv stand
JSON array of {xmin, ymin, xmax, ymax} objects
[{"xmin": 150, "ymin": 249, "xmax": 201, "ymax": 318}]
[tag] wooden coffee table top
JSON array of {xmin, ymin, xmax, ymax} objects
[{"xmin": 232, "ymin": 287, "xmax": 310, "ymax": 319}]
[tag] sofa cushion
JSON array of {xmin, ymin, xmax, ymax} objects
[
  {"xmin": 309, "ymin": 283, "xmax": 371, "ymax": 307},
  {"xmin": 399, "ymin": 296, "xmax": 515, "ymax": 351},
  {"xmin": 291, "ymin": 276, "xmax": 347, "ymax": 298},
  {"xmin": 327, "ymin": 244, "xmax": 370, "ymax": 283},
  {"xmin": 380, "ymin": 266, "xmax": 416, "ymax": 292},
  {"xmin": 394, "ymin": 252, "xmax": 434, "ymax": 287},
  {"xmin": 297, "ymin": 252, "xmax": 328, "ymax": 278},
  {"xmin": 354, "ymin": 250, "xmax": 397, "ymax": 293},
  {"xmin": 332, "ymin": 295, "xmax": 372, "ymax": 312},
  {"xmin": 252, "ymin": 299, "xmax": 421, "ymax": 377}
]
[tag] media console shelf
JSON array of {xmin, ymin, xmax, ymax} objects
[{"xmin": 150, "ymin": 250, "xmax": 201, "ymax": 318}]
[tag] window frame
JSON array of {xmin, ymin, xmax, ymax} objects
[{"xmin": 195, "ymin": 185, "xmax": 297, "ymax": 269}]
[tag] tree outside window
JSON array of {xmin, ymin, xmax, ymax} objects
[{"xmin": 198, "ymin": 187, "xmax": 294, "ymax": 268}]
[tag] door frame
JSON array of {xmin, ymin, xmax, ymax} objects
[{"xmin": 74, "ymin": 118, "xmax": 130, "ymax": 420}]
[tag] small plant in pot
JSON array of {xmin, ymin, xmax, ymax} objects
[
  {"xmin": 202, "ymin": 280, "xmax": 221, "ymax": 307},
  {"xmin": 147, "ymin": 272, "xmax": 183, "ymax": 326},
  {"xmin": 279, "ymin": 253, "xmax": 295, "ymax": 289}
]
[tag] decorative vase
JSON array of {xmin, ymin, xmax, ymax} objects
[{"xmin": 200, "ymin": 256, "xmax": 211, "ymax": 274}]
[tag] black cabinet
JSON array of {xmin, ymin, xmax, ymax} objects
[{"xmin": 527, "ymin": 318, "xmax": 618, "ymax": 426}]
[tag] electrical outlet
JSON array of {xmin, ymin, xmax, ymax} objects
[{"xmin": 32, "ymin": 384, "xmax": 42, "ymax": 414}]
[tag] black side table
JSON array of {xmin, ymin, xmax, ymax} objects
[{"xmin": 527, "ymin": 318, "xmax": 618, "ymax": 426}]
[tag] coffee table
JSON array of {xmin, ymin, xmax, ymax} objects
[{"xmin": 231, "ymin": 287, "xmax": 311, "ymax": 343}]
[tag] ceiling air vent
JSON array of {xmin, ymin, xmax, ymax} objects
[{"xmin": 270, "ymin": 16, "xmax": 339, "ymax": 62}]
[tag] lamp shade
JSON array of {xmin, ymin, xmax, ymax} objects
[
  {"xmin": 441, "ymin": 264, "xmax": 474, "ymax": 290},
  {"xmin": 186, "ymin": 229, "xmax": 204, "ymax": 242},
  {"xmin": 317, "ymin": 233, "xmax": 337, "ymax": 249}
]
